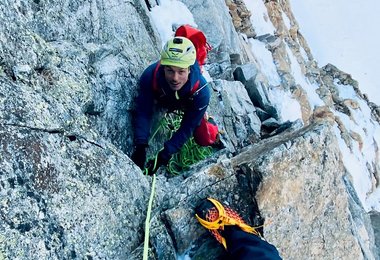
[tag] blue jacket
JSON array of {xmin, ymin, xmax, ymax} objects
[{"xmin": 134, "ymin": 61, "xmax": 210, "ymax": 160}]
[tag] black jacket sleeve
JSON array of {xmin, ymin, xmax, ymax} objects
[{"xmin": 134, "ymin": 62, "xmax": 157, "ymax": 145}]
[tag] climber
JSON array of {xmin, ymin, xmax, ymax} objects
[
  {"xmin": 131, "ymin": 36, "xmax": 218, "ymax": 175},
  {"xmin": 195, "ymin": 198, "xmax": 282, "ymax": 260}
]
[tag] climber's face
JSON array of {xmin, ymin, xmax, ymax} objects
[{"xmin": 163, "ymin": 65, "xmax": 190, "ymax": 91}]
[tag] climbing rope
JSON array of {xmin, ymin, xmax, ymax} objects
[
  {"xmin": 168, "ymin": 138, "xmax": 212, "ymax": 175},
  {"xmin": 142, "ymin": 112, "xmax": 214, "ymax": 257},
  {"xmin": 149, "ymin": 111, "xmax": 213, "ymax": 175},
  {"xmin": 142, "ymin": 171, "xmax": 157, "ymax": 260}
]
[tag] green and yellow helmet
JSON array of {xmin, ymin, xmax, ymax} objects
[{"xmin": 160, "ymin": 37, "xmax": 196, "ymax": 68}]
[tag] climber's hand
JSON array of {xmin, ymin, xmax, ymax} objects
[
  {"xmin": 131, "ymin": 144, "xmax": 147, "ymax": 169},
  {"xmin": 145, "ymin": 150, "xmax": 170, "ymax": 176}
]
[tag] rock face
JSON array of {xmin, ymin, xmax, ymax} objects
[
  {"xmin": 0, "ymin": 0, "xmax": 160, "ymax": 156},
  {"xmin": 371, "ymin": 212, "xmax": 380, "ymax": 257},
  {"xmin": 233, "ymin": 122, "xmax": 377, "ymax": 259},
  {"xmin": 1, "ymin": 0, "xmax": 379, "ymax": 259},
  {"xmin": 225, "ymin": 0, "xmax": 256, "ymax": 38},
  {"xmin": 0, "ymin": 122, "xmax": 150, "ymax": 259},
  {"xmin": 208, "ymin": 79, "xmax": 261, "ymax": 150}
]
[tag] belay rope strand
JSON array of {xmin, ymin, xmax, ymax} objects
[
  {"xmin": 142, "ymin": 112, "xmax": 214, "ymax": 257},
  {"xmin": 142, "ymin": 173, "xmax": 156, "ymax": 260},
  {"xmin": 142, "ymin": 154, "xmax": 159, "ymax": 260}
]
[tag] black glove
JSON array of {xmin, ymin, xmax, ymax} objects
[
  {"xmin": 131, "ymin": 144, "xmax": 147, "ymax": 169},
  {"xmin": 145, "ymin": 150, "xmax": 170, "ymax": 176}
]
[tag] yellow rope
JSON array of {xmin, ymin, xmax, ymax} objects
[{"xmin": 142, "ymin": 173, "xmax": 157, "ymax": 260}]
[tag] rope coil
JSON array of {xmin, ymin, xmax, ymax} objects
[{"xmin": 148, "ymin": 112, "xmax": 213, "ymax": 175}]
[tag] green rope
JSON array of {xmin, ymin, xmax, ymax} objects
[
  {"xmin": 150, "ymin": 117, "xmax": 168, "ymax": 142},
  {"xmin": 167, "ymin": 138, "xmax": 213, "ymax": 175},
  {"xmin": 148, "ymin": 111, "xmax": 213, "ymax": 175},
  {"xmin": 142, "ymin": 172, "xmax": 157, "ymax": 260}
]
